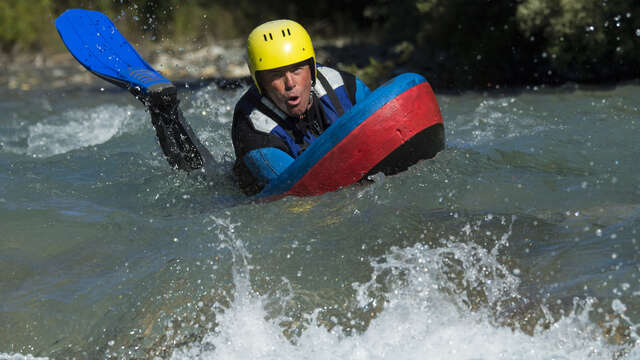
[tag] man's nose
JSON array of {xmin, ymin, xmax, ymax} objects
[{"xmin": 283, "ymin": 71, "xmax": 295, "ymax": 89}]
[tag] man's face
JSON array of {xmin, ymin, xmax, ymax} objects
[{"xmin": 258, "ymin": 63, "xmax": 312, "ymax": 118}]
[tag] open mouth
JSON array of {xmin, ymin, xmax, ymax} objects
[{"xmin": 287, "ymin": 95, "xmax": 300, "ymax": 107}]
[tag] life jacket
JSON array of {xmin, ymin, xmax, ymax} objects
[{"xmin": 237, "ymin": 65, "xmax": 357, "ymax": 157}]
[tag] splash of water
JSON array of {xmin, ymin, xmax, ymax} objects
[
  {"xmin": 166, "ymin": 216, "xmax": 636, "ymax": 360},
  {"xmin": 25, "ymin": 104, "xmax": 140, "ymax": 157},
  {"xmin": 0, "ymin": 354, "xmax": 49, "ymax": 360}
]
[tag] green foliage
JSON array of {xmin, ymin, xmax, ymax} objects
[
  {"xmin": 364, "ymin": 0, "xmax": 639, "ymax": 84},
  {"xmin": 341, "ymin": 57, "xmax": 394, "ymax": 88},
  {"xmin": 0, "ymin": 0, "xmax": 53, "ymax": 52},
  {"xmin": 2, "ymin": 0, "xmax": 638, "ymax": 84},
  {"xmin": 0, "ymin": 0, "xmax": 370, "ymax": 53},
  {"xmin": 516, "ymin": 0, "xmax": 640, "ymax": 80},
  {"xmin": 364, "ymin": 0, "xmax": 531, "ymax": 86},
  {"xmin": 339, "ymin": 41, "xmax": 414, "ymax": 87},
  {"xmin": 170, "ymin": 1, "xmax": 244, "ymax": 41}
]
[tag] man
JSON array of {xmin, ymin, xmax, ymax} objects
[
  {"xmin": 147, "ymin": 20, "xmax": 370, "ymax": 196},
  {"xmin": 231, "ymin": 20, "xmax": 370, "ymax": 195}
]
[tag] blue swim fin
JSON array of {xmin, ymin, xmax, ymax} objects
[{"xmin": 55, "ymin": 9, "xmax": 172, "ymax": 96}]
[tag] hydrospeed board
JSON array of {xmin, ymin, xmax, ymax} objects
[{"xmin": 254, "ymin": 73, "xmax": 444, "ymax": 199}]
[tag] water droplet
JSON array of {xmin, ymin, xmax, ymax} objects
[
  {"xmin": 595, "ymin": 229, "xmax": 602, "ymax": 237},
  {"xmin": 636, "ymin": 29, "xmax": 640, "ymax": 36},
  {"xmin": 612, "ymin": 299, "xmax": 627, "ymax": 313},
  {"xmin": 611, "ymin": 252, "xmax": 617, "ymax": 259},
  {"xmin": 586, "ymin": 25, "xmax": 595, "ymax": 32},
  {"xmin": 621, "ymin": 283, "xmax": 630, "ymax": 291}
]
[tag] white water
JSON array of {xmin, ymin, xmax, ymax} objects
[
  {"xmin": 25, "ymin": 104, "xmax": 141, "ymax": 157},
  {"xmin": 2, "ymin": 83, "xmax": 639, "ymax": 359},
  {"xmin": 165, "ymin": 219, "xmax": 639, "ymax": 360}
]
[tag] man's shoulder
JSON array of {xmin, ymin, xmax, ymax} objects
[
  {"xmin": 315, "ymin": 64, "xmax": 358, "ymax": 104},
  {"xmin": 234, "ymin": 85, "xmax": 260, "ymax": 115},
  {"xmin": 317, "ymin": 64, "xmax": 356, "ymax": 81},
  {"xmin": 232, "ymin": 86, "xmax": 280, "ymax": 135}
]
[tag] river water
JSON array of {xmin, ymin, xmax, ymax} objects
[{"xmin": 1, "ymin": 77, "xmax": 639, "ymax": 359}]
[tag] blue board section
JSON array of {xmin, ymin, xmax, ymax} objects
[
  {"xmin": 254, "ymin": 73, "xmax": 426, "ymax": 198},
  {"xmin": 55, "ymin": 9, "xmax": 171, "ymax": 93}
]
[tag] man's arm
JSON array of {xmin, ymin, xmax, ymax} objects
[{"xmin": 231, "ymin": 106, "xmax": 293, "ymax": 195}]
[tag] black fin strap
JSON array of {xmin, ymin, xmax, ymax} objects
[
  {"xmin": 150, "ymin": 104, "xmax": 204, "ymax": 170},
  {"xmin": 316, "ymin": 71, "xmax": 345, "ymax": 117}
]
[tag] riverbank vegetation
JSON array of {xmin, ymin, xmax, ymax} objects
[{"xmin": 1, "ymin": 0, "xmax": 638, "ymax": 88}]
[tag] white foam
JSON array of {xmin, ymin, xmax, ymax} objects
[
  {"xmin": 169, "ymin": 221, "xmax": 637, "ymax": 360},
  {"xmin": 26, "ymin": 104, "xmax": 140, "ymax": 157},
  {"xmin": 448, "ymin": 97, "xmax": 550, "ymax": 148},
  {"xmin": 0, "ymin": 354, "xmax": 49, "ymax": 360}
]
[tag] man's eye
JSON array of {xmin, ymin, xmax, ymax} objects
[{"xmin": 269, "ymin": 73, "xmax": 284, "ymax": 81}]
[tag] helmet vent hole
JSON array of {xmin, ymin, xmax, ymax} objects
[
  {"xmin": 269, "ymin": 33, "xmax": 273, "ymax": 40},
  {"xmin": 263, "ymin": 34, "xmax": 267, "ymax": 41},
  {"xmin": 287, "ymin": 28, "xmax": 291, "ymax": 35},
  {"xmin": 281, "ymin": 30, "xmax": 285, "ymax": 37}
]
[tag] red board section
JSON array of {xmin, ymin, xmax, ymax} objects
[{"xmin": 286, "ymin": 82, "xmax": 443, "ymax": 196}]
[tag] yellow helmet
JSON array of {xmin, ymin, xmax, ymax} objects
[{"xmin": 247, "ymin": 19, "xmax": 316, "ymax": 93}]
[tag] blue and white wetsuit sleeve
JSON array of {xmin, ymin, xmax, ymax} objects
[
  {"xmin": 243, "ymin": 147, "xmax": 294, "ymax": 184},
  {"xmin": 231, "ymin": 101, "xmax": 298, "ymax": 195}
]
